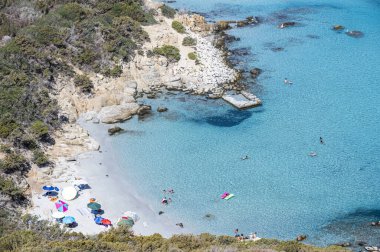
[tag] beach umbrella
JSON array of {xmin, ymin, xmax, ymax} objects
[
  {"xmin": 55, "ymin": 200, "xmax": 68, "ymax": 212},
  {"xmin": 62, "ymin": 216, "xmax": 75, "ymax": 224},
  {"xmin": 123, "ymin": 211, "xmax": 140, "ymax": 223},
  {"xmin": 61, "ymin": 186, "xmax": 77, "ymax": 200},
  {"xmin": 117, "ymin": 218, "xmax": 134, "ymax": 227},
  {"xmin": 51, "ymin": 212, "xmax": 65, "ymax": 219},
  {"xmin": 94, "ymin": 216, "xmax": 103, "ymax": 224},
  {"xmin": 101, "ymin": 219, "xmax": 112, "ymax": 225},
  {"xmin": 87, "ymin": 202, "xmax": 101, "ymax": 211},
  {"xmin": 43, "ymin": 185, "xmax": 59, "ymax": 191}
]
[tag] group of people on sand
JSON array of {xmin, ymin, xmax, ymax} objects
[{"xmin": 234, "ymin": 229, "xmax": 260, "ymax": 241}]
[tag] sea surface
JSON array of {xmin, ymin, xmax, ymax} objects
[{"xmin": 109, "ymin": 0, "xmax": 380, "ymax": 246}]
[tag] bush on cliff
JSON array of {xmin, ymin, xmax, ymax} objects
[
  {"xmin": 74, "ymin": 74, "xmax": 93, "ymax": 93},
  {"xmin": 32, "ymin": 149, "xmax": 49, "ymax": 167},
  {"xmin": 182, "ymin": 36, "xmax": 197, "ymax": 46},
  {"xmin": 0, "ymin": 176, "xmax": 25, "ymax": 201},
  {"xmin": 172, "ymin": 20, "xmax": 185, "ymax": 33},
  {"xmin": 153, "ymin": 45, "xmax": 180, "ymax": 62},
  {"xmin": 160, "ymin": 4, "xmax": 176, "ymax": 18},
  {"xmin": 0, "ymin": 152, "xmax": 29, "ymax": 174}
]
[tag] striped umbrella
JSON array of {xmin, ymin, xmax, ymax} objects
[{"xmin": 55, "ymin": 200, "xmax": 68, "ymax": 212}]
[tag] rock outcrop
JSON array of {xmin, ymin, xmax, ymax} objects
[{"xmin": 98, "ymin": 103, "xmax": 140, "ymax": 124}]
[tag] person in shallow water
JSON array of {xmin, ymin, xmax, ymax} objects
[
  {"xmin": 161, "ymin": 197, "xmax": 168, "ymax": 205},
  {"xmin": 284, "ymin": 78, "xmax": 293, "ymax": 84},
  {"xmin": 234, "ymin": 229, "xmax": 239, "ymax": 237},
  {"xmin": 176, "ymin": 223, "xmax": 184, "ymax": 228},
  {"xmin": 320, "ymin": 137, "xmax": 325, "ymax": 144}
]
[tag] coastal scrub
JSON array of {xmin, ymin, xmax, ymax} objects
[
  {"xmin": 153, "ymin": 45, "xmax": 181, "ymax": 62},
  {"xmin": 172, "ymin": 20, "xmax": 186, "ymax": 33},
  {"xmin": 188, "ymin": 52, "xmax": 197, "ymax": 60},
  {"xmin": 182, "ymin": 36, "xmax": 197, "ymax": 46},
  {"xmin": 160, "ymin": 4, "xmax": 176, "ymax": 18}
]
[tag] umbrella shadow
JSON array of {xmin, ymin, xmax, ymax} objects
[{"xmin": 43, "ymin": 191, "xmax": 58, "ymax": 197}]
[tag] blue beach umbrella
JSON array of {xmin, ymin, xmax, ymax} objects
[
  {"xmin": 42, "ymin": 186, "xmax": 59, "ymax": 191},
  {"xmin": 62, "ymin": 216, "xmax": 75, "ymax": 224},
  {"xmin": 94, "ymin": 216, "xmax": 104, "ymax": 225}
]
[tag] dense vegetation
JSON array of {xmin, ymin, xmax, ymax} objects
[
  {"xmin": 0, "ymin": 0, "xmax": 154, "ymax": 204},
  {"xmin": 0, "ymin": 209, "xmax": 347, "ymax": 252}
]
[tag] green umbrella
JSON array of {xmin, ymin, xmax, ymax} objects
[
  {"xmin": 87, "ymin": 202, "xmax": 101, "ymax": 211},
  {"xmin": 117, "ymin": 218, "xmax": 134, "ymax": 227}
]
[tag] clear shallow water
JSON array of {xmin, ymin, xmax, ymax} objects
[{"xmin": 111, "ymin": 0, "xmax": 380, "ymax": 246}]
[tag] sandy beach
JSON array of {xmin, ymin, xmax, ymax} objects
[{"xmin": 28, "ymin": 118, "xmax": 190, "ymax": 236}]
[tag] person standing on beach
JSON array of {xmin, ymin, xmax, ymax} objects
[{"xmin": 234, "ymin": 229, "xmax": 239, "ymax": 237}]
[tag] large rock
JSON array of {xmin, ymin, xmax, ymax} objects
[
  {"xmin": 137, "ymin": 105, "xmax": 152, "ymax": 116},
  {"xmin": 98, "ymin": 103, "xmax": 140, "ymax": 123},
  {"xmin": 108, "ymin": 126, "xmax": 124, "ymax": 136}
]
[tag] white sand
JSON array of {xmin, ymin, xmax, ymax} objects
[{"xmin": 27, "ymin": 119, "xmax": 190, "ymax": 237}]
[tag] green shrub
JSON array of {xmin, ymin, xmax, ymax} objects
[
  {"xmin": 160, "ymin": 4, "xmax": 176, "ymax": 18},
  {"xmin": 153, "ymin": 45, "xmax": 180, "ymax": 62},
  {"xmin": 172, "ymin": 20, "xmax": 185, "ymax": 33},
  {"xmin": 188, "ymin": 52, "xmax": 197, "ymax": 60},
  {"xmin": 182, "ymin": 36, "xmax": 197, "ymax": 46},
  {"xmin": 0, "ymin": 176, "xmax": 25, "ymax": 201},
  {"xmin": 74, "ymin": 74, "xmax": 93, "ymax": 93},
  {"xmin": 32, "ymin": 149, "xmax": 49, "ymax": 167},
  {"xmin": 109, "ymin": 65, "xmax": 123, "ymax": 78},
  {"xmin": 20, "ymin": 136, "xmax": 38, "ymax": 150},
  {"xmin": 30, "ymin": 121, "xmax": 49, "ymax": 139},
  {"xmin": 0, "ymin": 153, "xmax": 28, "ymax": 174},
  {"xmin": 56, "ymin": 3, "xmax": 88, "ymax": 22}
]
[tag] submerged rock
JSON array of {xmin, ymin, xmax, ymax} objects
[
  {"xmin": 108, "ymin": 126, "xmax": 124, "ymax": 136},
  {"xmin": 157, "ymin": 106, "xmax": 168, "ymax": 112},
  {"xmin": 278, "ymin": 21, "xmax": 296, "ymax": 29},
  {"xmin": 137, "ymin": 105, "xmax": 152, "ymax": 116},
  {"xmin": 250, "ymin": 68, "xmax": 262, "ymax": 79},
  {"xmin": 332, "ymin": 25, "xmax": 345, "ymax": 31},
  {"xmin": 345, "ymin": 30, "xmax": 364, "ymax": 38},
  {"xmin": 335, "ymin": 242, "xmax": 351, "ymax": 247}
]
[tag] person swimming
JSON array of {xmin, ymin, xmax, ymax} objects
[
  {"xmin": 241, "ymin": 155, "xmax": 249, "ymax": 160},
  {"xmin": 284, "ymin": 78, "xmax": 293, "ymax": 84},
  {"xmin": 320, "ymin": 137, "xmax": 325, "ymax": 144}
]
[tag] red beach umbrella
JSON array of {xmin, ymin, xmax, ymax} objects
[{"xmin": 101, "ymin": 219, "xmax": 112, "ymax": 225}]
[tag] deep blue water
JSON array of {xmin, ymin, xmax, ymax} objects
[{"xmin": 110, "ymin": 0, "xmax": 380, "ymax": 246}]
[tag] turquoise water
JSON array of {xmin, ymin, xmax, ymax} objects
[{"xmin": 112, "ymin": 0, "xmax": 380, "ymax": 246}]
